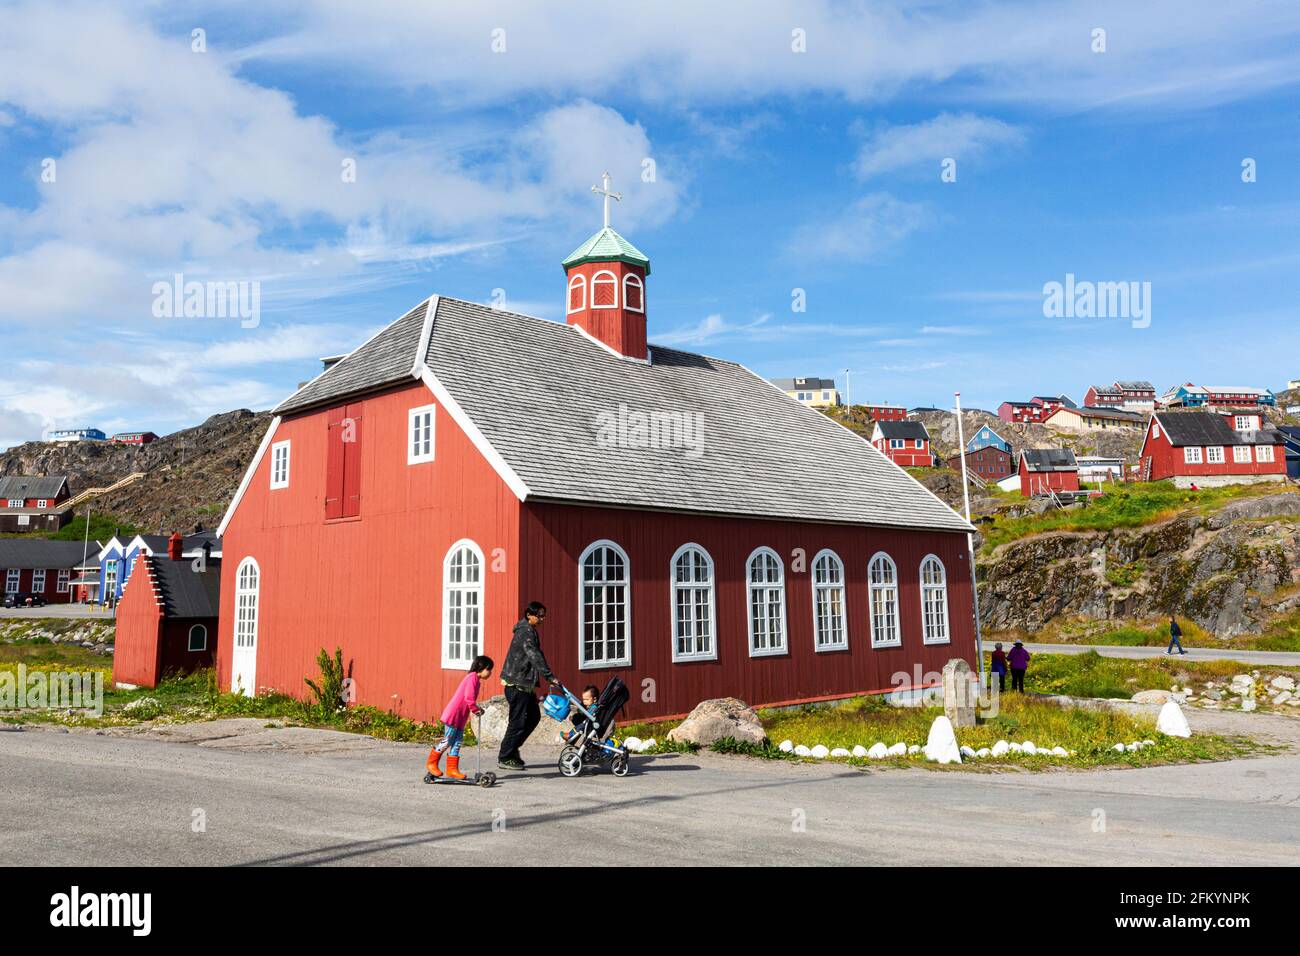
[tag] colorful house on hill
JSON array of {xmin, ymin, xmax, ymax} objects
[
  {"xmin": 110, "ymin": 431, "xmax": 159, "ymax": 445},
  {"xmin": 998, "ymin": 395, "xmax": 1075, "ymax": 424},
  {"xmin": 947, "ymin": 446, "xmax": 1013, "ymax": 482},
  {"xmin": 870, "ymin": 420, "xmax": 933, "ymax": 467},
  {"xmin": 1161, "ymin": 384, "xmax": 1276, "ymax": 409},
  {"xmin": 0, "ymin": 475, "xmax": 72, "ymax": 534},
  {"xmin": 861, "ymin": 403, "xmax": 907, "ymax": 423},
  {"xmin": 772, "ymin": 377, "xmax": 841, "ymax": 408},
  {"xmin": 114, "ymin": 533, "xmax": 220, "ymax": 688},
  {"xmin": 1044, "ymin": 404, "xmax": 1147, "ymax": 433},
  {"xmin": 1018, "ymin": 448, "xmax": 1080, "ymax": 497},
  {"xmin": 1084, "ymin": 380, "xmax": 1156, "ymax": 411},
  {"xmin": 1139, "ymin": 410, "xmax": 1286, "ymax": 488},
  {"xmin": 966, "ymin": 424, "xmax": 1012, "ymax": 456},
  {"xmin": 215, "ymin": 181, "xmax": 976, "ymax": 722},
  {"xmin": 97, "ymin": 531, "xmax": 221, "ymax": 606}
]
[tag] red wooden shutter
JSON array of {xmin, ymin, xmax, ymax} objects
[
  {"xmin": 342, "ymin": 402, "xmax": 363, "ymax": 518},
  {"xmin": 325, "ymin": 406, "xmax": 346, "ymax": 519}
]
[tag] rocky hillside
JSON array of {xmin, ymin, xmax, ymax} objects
[
  {"xmin": 979, "ymin": 492, "xmax": 1300, "ymax": 638},
  {"xmin": 0, "ymin": 409, "xmax": 272, "ymax": 533}
]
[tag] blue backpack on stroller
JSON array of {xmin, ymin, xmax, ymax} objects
[{"xmin": 555, "ymin": 677, "xmax": 631, "ymax": 777}]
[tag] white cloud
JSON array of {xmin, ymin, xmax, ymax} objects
[
  {"xmin": 855, "ymin": 113, "xmax": 1024, "ymax": 179},
  {"xmin": 786, "ymin": 193, "xmax": 931, "ymax": 263}
]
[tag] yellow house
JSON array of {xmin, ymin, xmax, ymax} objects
[{"xmin": 772, "ymin": 376, "xmax": 841, "ymax": 408}]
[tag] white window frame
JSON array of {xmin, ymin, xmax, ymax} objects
[
  {"xmin": 914, "ymin": 438, "xmax": 924, "ymax": 449},
  {"xmin": 622, "ymin": 272, "xmax": 645, "ymax": 314},
  {"xmin": 746, "ymin": 546, "xmax": 788, "ymax": 657},
  {"xmin": 890, "ymin": 439, "xmax": 904, "ymax": 449},
  {"xmin": 590, "ymin": 270, "xmax": 618, "ymax": 310},
  {"xmin": 1206, "ymin": 446, "xmax": 1224, "ymax": 464},
  {"xmin": 868, "ymin": 552, "xmax": 901, "ymax": 648},
  {"xmin": 1234, "ymin": 415, "xmax": 1256, "ymax": 431},
  {"xmin": 920, "ymin": 555, "xmax": 951, "ymax": 645},
  {"xmin": 578, "ymin": 540, "xmax": 632, "ymax": 669},
  {"xmin": 669, "ymin": 543, "xmax": 717, "ymax": 663},
  {"xmin": 36, "ymin": 499, "xmax": 47, "ymax": 509},
  {"xmin": 441, "ymin": 539, "xmax": 485, "ymax": 668},
  {"xmin": 1183, "ymin": 446, "xmax": 1203, "ymax": 464},
  {"xmin": 6, "ymin": 499, "xmax": 21, "ymax": 507},
  {"xmin": 5, "ymin": 569, "xmax": 18, "ymax": 594},
  {"xmin": 566, "ymin": 273, "xmax": 587, "ymax": 314},
  {"xmin": 103, "ymin": 559, "xmax": 119, "ymax": 599},
  {"xmin": 811, "ymin": 549, "xmax": 848, "ymax": 652},
  {"xmin": 57, "ymin": 569, "xmax": 70, "ymax": 594},
  {"xmin": 1256, "ymin": 445, "xmax": 1274, "ymax": 463},
  {"xmin": 234, "ymin": 557, "xmax": 261, "ymax": 653},
  {"xmin": 270, "ymin": 440, "xmax": 291, "ymax": 489},
  {"xmin": 188, "ymin": 624, "xmax": 208, "ymax": 652},
  {"xmin": 408, "ymin": 403, "xmax": 436, "ymax": 465},
  {"xmin": 1233, "ymin": 445, "xmax": 1252, "ymax": 464},
  {"xmin": 31, "ymin": 569, "xmax": 46, "ymax": 592}
]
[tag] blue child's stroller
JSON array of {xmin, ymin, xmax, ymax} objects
[{"xmin": 546, "ymin": 677, "xmax": 631, "ymax": 777}]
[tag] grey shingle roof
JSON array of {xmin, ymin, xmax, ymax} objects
[
  {"xmin": 772, "ymin": 377, "xmax": 837, "ymax": 391},
  {"xmin": 1021, "ymin": 448, "xmax": 1078, "ymax": 472},
  {"xmin": 0, "ymin": 540, "xmax": 90, "ymax": 570},
  {"xmin": 273, "ymin": 295, "xmax": 971, "ymax": 532},
  {"xmin": 274, "ymin": 300, "xmax": 430, "ymax": 415},
  {"xmin": 0, "ymin": 476, "xmax": 68, "ymax": 499},
  {"xmin": 1116, "ymin": 380, "xmax": 1154, "ymax": 391},
  {"xmin": 1156, "ymin": 411, "xmax": 1282, "ymax": 447},
  {"xmin": 147, "ymin": 555, "xmax": 221, "ymax": 618}
]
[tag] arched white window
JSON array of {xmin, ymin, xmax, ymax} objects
[
  {"xmin": 671, "ymin": 544, "xmax": 715, "ymax": 662},
  {"xmin": 187, "ymin": 624, "xmax": 208, "ymax": 652},
  {"xmin": 580, "ymin": 540, "xmax": 631, "ymax": 668},
  {"xmin": 591, "ymin": 270, "xmax": 618, "ymax": 309},
  {"xmin": 811, "ymin": 550, "xmax": 848, "ymax": 651},
  {"xmin": 868, "ymin": 552, "xmax": 900, "ymax": 647},
  {"xmin": 231, "ymin": 557, "xmax": 260, "ymax": 694},
  {"xmin": 920, "ymin": 555, "xmax": 950, "ymax": 644},
  {"xmin": 567, "ymin": 273, "xmax": 587, "ymax": 314},
  {"xmin": 623, "ymin": 273, "xmax": 645, "ymax": 313},
  {"xmin": 442, "ymin": 540, "xmax": 484, "ymax": 667},
  {"xmin": 746, "ymin": 547, "xmax": 787, "ymax": 657}
]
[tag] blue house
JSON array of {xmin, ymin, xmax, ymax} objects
[
  {"xmin": 48, "ymin": 428, "xmax": 107, "ymax": 442},
  {"xmin": 96, "ymin": 531, "xmax": 221, "ymax": 605},
  {"xmin": 967, "ymin": 424, "xmax": 1012, "ymax": 456}
]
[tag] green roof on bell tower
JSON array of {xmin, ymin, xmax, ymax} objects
[{"xmin": 561, "ymin": 226, "xmax": 651, "ymax": 275}]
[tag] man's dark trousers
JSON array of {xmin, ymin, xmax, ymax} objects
[
  {"xmin": 1011, "ymin": 669, "xmax": 1026, "ymax": 693},
  {"xmin": 499, "ymin": 685, "xmax": 541, "ymax": 761}
]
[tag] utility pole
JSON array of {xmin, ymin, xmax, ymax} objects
[
  {"xmin": 842, "ymin": 368, "xmax": 852, "ymax": 408},
  {"xmin": 954, "ymin": 392, "xmax": 985, "ymax": 686},
  {"xmin": 80, "ymin": 503, "xmax": 92, "ymax": 609}
]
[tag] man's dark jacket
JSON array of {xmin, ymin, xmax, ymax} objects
[{"xmin": 500, "ymin": 619, "xmax": 555, "ymax": 689}]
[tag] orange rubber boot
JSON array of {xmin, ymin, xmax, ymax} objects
[
  {"xmin": 446, "ymin": 755, "xmax": 466, "ymax": 780},
  {"xmin": 425, "ymin": 747, "xmax": 444, "ymax": 778}
]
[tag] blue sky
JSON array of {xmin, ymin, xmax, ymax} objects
[{"xmin": 2, "ymin": 0, "xmax": 1300, "ymax": 448}]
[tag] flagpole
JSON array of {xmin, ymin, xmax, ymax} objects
[{"xmin": 954, "ymin": 392, "xmax": 985, "ymax": 686}]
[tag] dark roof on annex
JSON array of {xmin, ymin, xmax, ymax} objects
[{"xmin": 1155, "ymin": 410, "xmax": 1283, "ymax": 448}]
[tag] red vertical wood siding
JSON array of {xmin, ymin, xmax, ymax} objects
[
  {"xmin": 218, "ymin": 381, "xmax": 521, "ymax": 721},
  {"xmin": 518, "ymin": 503, "xmax": 976, "ymax": 720},
  {"xmin": 1142, "ymin": 419, "xmax": 1286, "ymax": 481},
  {"xmin": 113, "ymin": 560, "xmax": 164, "ymax": 687}
]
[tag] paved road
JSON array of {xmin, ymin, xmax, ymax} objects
[
  {"xmin": 2, "ymin": 713, "xmax": 1298, "ymax": 866},
  {"xmin": 1011, "ymin": 642, "xmax": 1300, "ymax": 667},
  {"xmin": 0, "ymin": 605, "xmax": 114, "ymax": 620}
]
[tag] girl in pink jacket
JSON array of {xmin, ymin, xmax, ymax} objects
[{"xmin": 427, "ymin": 655, "xmax": 494, "ymax": 780}]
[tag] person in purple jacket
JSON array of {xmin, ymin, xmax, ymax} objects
[{"xmin": 1007, "ymin": 641, "xmax": 1031, "ymax": 693}]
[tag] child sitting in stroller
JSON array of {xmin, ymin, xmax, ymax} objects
[{"xmin": 550, "ymin": 677, "xmax": 632, "ymax": 777}]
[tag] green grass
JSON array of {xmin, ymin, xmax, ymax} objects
[
  {"xmin": 980, "ymin": 481, "xmax": 1280, "ymax": 550},
  {"xmin": 620, "ymin": 692, "xmax": 1258, "ymax": 770},
  {"xmin": 46, "ymin": 513, "xmax": 148, "ymax": 542}
]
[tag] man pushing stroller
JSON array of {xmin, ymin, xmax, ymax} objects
[{"xmin": 496, "ymin": 601, "xmax": 557, "ymax": 771}]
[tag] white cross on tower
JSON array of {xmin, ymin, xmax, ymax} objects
[{"xmin": 591, "ymin": 171, "xmax": 622, "ymax": 229}]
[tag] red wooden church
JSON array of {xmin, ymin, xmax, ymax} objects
[{"xmin": 216, "ymin": 179, "xmax": 976, "ymax": 721}]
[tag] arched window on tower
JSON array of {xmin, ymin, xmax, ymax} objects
[
  {"xmin": 623, "ymin": 273, "xmax": 644, "ymax": 313},
  {"xmin": 591, "ymin": 270, "xmax": 618, "ymax": 309},
  {"xmin": 567, "ymin": 273, "xmax": 587, "ymax": 314}
]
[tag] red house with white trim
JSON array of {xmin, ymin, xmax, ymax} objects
[
  {"xmin": 1139, "ymin": 410, "xmax": 1287, "ymax": 487},
  {"xmin": 113, "ymin": 533, "xmax": 220, "ymax": 688},
  {"xmin": 1018, "ymin": 448, "xmax": 1080, "ymax": 497},
  {"xmin": 871, "ymin": 420, "xmax": 933, "ymax": 467},
  {"xmin": 998, "ymin": 395, "xmax": 1074, "ymax": 424},
  {"xmin": 216, "ymin": 185, "xmax": 976, "ymax": 722},
  {"xmin": 862, "ymin": 403, "xmax": 907, "ymax": 422}
]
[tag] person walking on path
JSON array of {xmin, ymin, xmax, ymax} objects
[
  {"xmin": 990, "ymin": 642, "xmax": 1008, "ymax": 692},
  {"xmin": 1007, "ymin": 641, "xmax": 1031, "ymax": 693},
  {"xmin": 497, "ymin": 601, "xmax": 557, "ymax": 771},
  {"xmin": 1166, "ymin": 615, "xmax": 1188, "ymax": 655}
]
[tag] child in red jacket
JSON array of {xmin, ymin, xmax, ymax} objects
[{"xmin": 427, "ymin": 655, "xmax": 493, "ymax": 780}]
